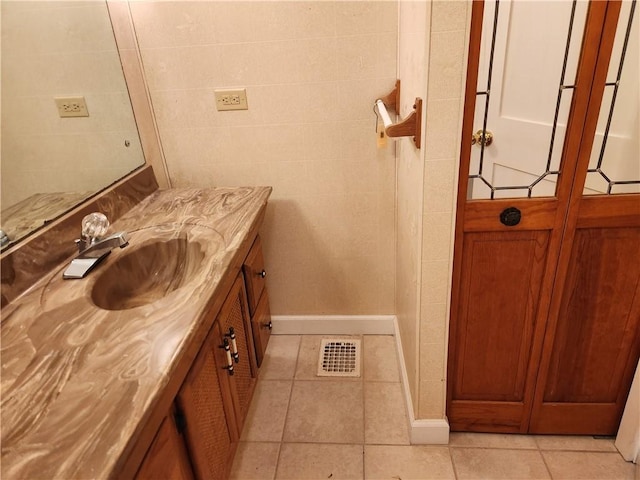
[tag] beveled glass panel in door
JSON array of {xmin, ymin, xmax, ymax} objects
[
  {"xmin": 469, "ymin": 0, "xmax": 588, "ymax": 199},
  {"xmin": 584, "ymin": 0, "xmax": 639, "ymax": 195}
]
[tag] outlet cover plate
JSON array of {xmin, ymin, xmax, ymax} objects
[
  {"xmin": 55, "ymin": 96, "xmax": 89, "ymax": 117},
  {"xmin": 214, "ymin": 88, "xmax": 248, "ymax": 111}
]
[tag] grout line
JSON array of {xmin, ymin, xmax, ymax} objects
[
  {"xmin": 449, "ymin": 445, "xmax": 539, "ymax": 451},
  {"xmin": 449, "ymin": 445, "xmax": 460, "ymax": 480},
  {"xmin": 537, "ymin": 448, "xmax": 623, "ymax": 454},
  {"xmin": 538, "ymin": 448, "xmax": 555, "ymax": 480},
  {"xmin": 270, "ymin": 335, "xmax": 301, "ymax": 480}
]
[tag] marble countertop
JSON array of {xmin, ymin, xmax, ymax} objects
[{"xmin": 1, "ymin": 186, "xmax": 271, "ymax": 479}]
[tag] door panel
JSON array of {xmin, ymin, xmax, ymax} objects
[
  {"xmin": 449, "ymin": 230, "xmax": 550, "ymax": 431},
  {"xmin": 453, "ymin": 231, "xmax": 549, "ymax": 402},
  {"xmin": 530, "ymin": 226, "xmax": 640, "ymax": 433},
  {"xmin": 543, "ymin": 228, "xmax": 640, "ymax": 404}
]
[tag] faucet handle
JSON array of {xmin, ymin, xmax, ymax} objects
[{"xmin": 81, "ymin": 213, "xmax": 109, "ymax": 243}]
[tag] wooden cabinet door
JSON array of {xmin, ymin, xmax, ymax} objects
[
  {"xmin": 251, "ymin": 290, "xmax": 272, "ymax": 367},
  {"xmin": 217, "ymin": 274, "xmax": 257, "ymax": 433},
  {"xmin": 136, "ymin": 413, "xmax": 193, "ymax": 480},
  {"xmin": 448, "ymin": 1, "xmax": 639, "ymax": 434},
  {"xmin": 176, "ymin": 321, "xmax": 237, "ymax": 480}
]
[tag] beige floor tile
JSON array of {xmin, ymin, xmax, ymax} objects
[
  {"xmin": 283, "ymin": 380, "xmax": 364, "ymax": 444},
  {"xmin": 364, "ymin": 335, "xmax": 400, "ymax": 382},
  {"xmin": 542, "ymin": 451, "xmax": 635, "ymax": 480},
  {"xmin": 241, "ymin": 380, "xmax": 292, "ymax": 442},
  {"xmin": 449, "ymin": 432, "xmax": 538, "ymax": 449},
  {"xmin": 294, "ymin": 335, "xmax": 363, "ymax": 381},
  {"xmin": 260, "ymin": 335, "xmax": 301, "ymax": 380},
  {"xmin": 364, "ymin": 382, "xmax": 410, "ymax": 445},
  {"xmin": 364, "ymin": 445, "xmax": 455, "ymax": 479},
  {"xmin": 451, "ymin": 447, "xmax": 551, "ymax": 479},
  {"xmin": 275, "ymin": 443, "xmax": 363, "ymax": 480},
  {"xmin": 534, "ymin": 435, "xmax": 618, "ymax": 452},
  {"xmin": 230, "ymin": 442, "xmax": 280, "ymax": 480}
]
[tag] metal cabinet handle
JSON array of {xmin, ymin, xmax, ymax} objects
[
  {"xmin": 257, "ymin": 270, "xmax": 266, "ymax": 278},
  {"xmin": 220, "ymin": 338, "xmax": 234, "ymax": 375},
  {"xmin": 225, "ymin": 327, "xmax": 239, "ymax": 363},
  {"xmin": 262, "ymin": 321, "xmax": 273, "ymax": 330}
]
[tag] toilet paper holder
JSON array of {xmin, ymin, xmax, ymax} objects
[{"xmin": 374, "ymin": 79, "xmax": 422, "ymax": 149}]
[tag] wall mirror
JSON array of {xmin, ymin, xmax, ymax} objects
[{"xmin": 1, "ymin": 1, "xmax": 146, "ymax": 251}]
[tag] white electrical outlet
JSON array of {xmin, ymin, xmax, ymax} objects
[
  {"xmin": 55, "ymin": 96, "xmax": 89, "ymax": 117},
  {"xmin": 214, "ymin": 88, "xmax": 248, "ymax": 111}
]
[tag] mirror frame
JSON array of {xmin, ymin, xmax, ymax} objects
[{"xmin": 107, "ymin": 1, "xmax": 169, "ymax": 189}]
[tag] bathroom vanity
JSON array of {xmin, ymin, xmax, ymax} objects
[{"xmin": 1, "ymin": 185, "xmax": 272, "ymax": 479}]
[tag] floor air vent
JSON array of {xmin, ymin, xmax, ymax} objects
[{"xmin": 317, "ymin": 339, "xmax": 361, "ymax": 377}]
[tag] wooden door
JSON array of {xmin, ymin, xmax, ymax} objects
[
  {"xmin": 448, "ymin": 0, "xmax": 640, "ymax": 434},
  {"xmin": 528, "ymin": 0, "xmax": 640, "ymax": 434}
]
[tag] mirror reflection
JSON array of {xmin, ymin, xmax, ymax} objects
[{"xmin": 1, "ymin": 1, "xmax": 146, "ymax": 250}]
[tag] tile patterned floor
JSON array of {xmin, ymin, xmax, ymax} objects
[{"xmin": 231, "ymin": 335, "xmax": 638, "ymax": 480}]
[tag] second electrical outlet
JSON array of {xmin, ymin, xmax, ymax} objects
[{"xmin": 214, "ymin": 88, "xmax": 248, "ymax": 111}]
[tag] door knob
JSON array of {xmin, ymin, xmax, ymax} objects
[
  {"xmin": 500, "ymin": 207, "xmax": 522, "ymax": 226},
  {"xmin": 471, "ymin": 129, "xmax": 493, "ymax": 147}
]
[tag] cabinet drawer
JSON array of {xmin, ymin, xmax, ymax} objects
[
  {"xmin": 242, "ymin": 235, "xmax": 267, "ymax": 316},
  {"xmin": 251, "ymin": 291, "xmax": 272, "ymax": 367}
]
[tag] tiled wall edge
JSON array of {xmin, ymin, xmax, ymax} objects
[{"xmin": 394, "ymin": 317, "xmax": 450, "ymax": 445}]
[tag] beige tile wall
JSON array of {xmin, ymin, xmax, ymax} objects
[
  {"xmin": 1, "ymin": 1, "xmax": 143, "ymax": 208},
  {"xmin": 418, "ymin": 1, "xmax": 470, "ymax": 419},
  {"xmin": 396, "ymin": 0, "xmax": 430, "ymax": 410},
  {"xmin": 129, "ymin": 1, "xmax": 397, "ymax": 315}
]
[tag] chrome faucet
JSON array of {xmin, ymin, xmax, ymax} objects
[
  {"xmin": 63, "ymin": 213, "xmax": 129, "ymax": 279},
  {"xmin": 77, "ymin": 231, "xmax": 129, "ymax": 259},
  {"xmin": 0, "ymin": 229, "xmax": 10, "ymax": 247}
]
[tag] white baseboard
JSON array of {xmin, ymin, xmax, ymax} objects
[
  {"xmin": 270, "ymin": 314, "xmax": 450, "ymax": 444},
  {"xmin": 270, "ymin": 315, "xmax": 396, "ymax": 335},
  {"xmin": 409, "ymin": 419, "xmax": 450, "ymax": 444},
  {"xmin": 393, "ymin": 317, "xmax": 450, "ymax": 445}
]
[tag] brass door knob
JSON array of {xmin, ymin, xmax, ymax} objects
[{"xmin": 471, "ymin": 129, "xmax": 493, "ymax": 147}]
